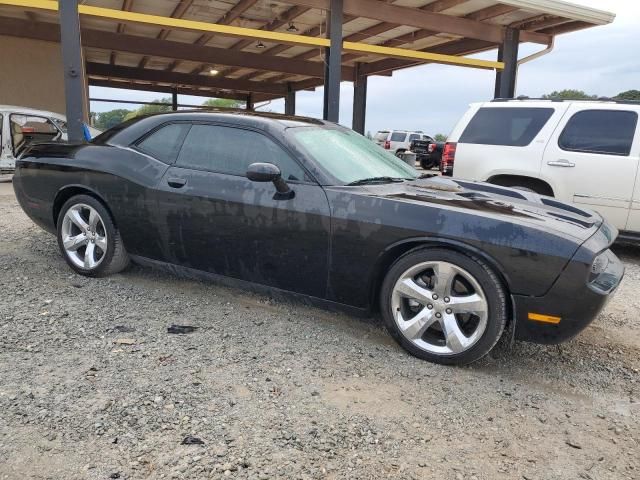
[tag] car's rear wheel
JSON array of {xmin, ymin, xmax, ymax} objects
[
  {"xmin": 57, "ymin": 194, "xmax": 129, "ymax": 277},
  {"xmin": 380, "ymin": 248, "xmax": 507, "ymax": 365}
]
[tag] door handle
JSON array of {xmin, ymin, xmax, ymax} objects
[
  {"xmin": 167, "ymin": 177, "xmax": 187, "ymax": 188},
  {"xmin": 547, "ymin": 159, "xmax": 575, "ymax": 168}
]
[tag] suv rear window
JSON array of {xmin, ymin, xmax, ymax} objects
[
  {"xmin": 390, "ymin": 132, "xmax": 407, "ymax": 142},
  {"xmin": 559, "ymin": 110, "xmax": 638, "ymax": 156},
  {"xmin": 374, "ymin": 131, "xmax": 389, "ymax": 141},
  {"xmin": 459, "ymin": 107, "xmax": 554, "ymax": 147}
]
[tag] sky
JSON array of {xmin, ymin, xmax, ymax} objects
[{"xmin": 89, "ymin": 0, "xmax": 639, "ymax": 137}]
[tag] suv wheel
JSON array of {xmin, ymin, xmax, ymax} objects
[
  {"xmin": 380, "ymin": 248, "xmax": 507, "ymax": 365},
  {"xmin": 57, "ymin": 194, "xmax": 129, "ymax": 277}
]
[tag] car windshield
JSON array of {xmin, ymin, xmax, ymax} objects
[{"xmin": 290, "ymin": 127, "xmax": 419, "ymax": 185}]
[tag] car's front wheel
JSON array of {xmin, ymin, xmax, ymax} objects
[
  {"xmin": 56, "ymin": 194, "xmax": 129, "ymax": 277},
  {"xmin": 380, "ymin": 248, "xmax": 507, "ymax": 365}
]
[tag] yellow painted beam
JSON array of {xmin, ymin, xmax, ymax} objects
[
  {"xmin": 1, "ymin": 0, "xmax": 330, "ymax": 47},
  {"xmin": 343, "ymin": 41, "xmax": 504, "ymax": 71},
  {"xmin": 0, "ymin": 0, "xmax": 503, "ymax": 71}
]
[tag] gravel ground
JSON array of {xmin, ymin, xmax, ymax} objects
[{"xmin": 0, "ymin": 180, "xmax": 638, "ymax": 480}]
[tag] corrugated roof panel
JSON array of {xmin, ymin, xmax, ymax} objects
[
  {"xmin": 486, "ymin": 9, "xmax": 539, "ymax": 26},
  {"xmin": 446, "ymin": 0, "xmax": 497, "ymax": 17},
  {"xmin": 83, "ymin": 0, "xmax": 123, "ymax": 9},
  {"xmin": 126, "ymin": 0, "xmax": 183, "ymax": 22}
]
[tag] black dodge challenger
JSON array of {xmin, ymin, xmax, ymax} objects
[{"xmin": 13, "ymin": 111, "xmax": 624, "ymax": 365}]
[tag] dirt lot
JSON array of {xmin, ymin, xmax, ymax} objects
[{"xmin": 0, "ymin": 179, "xmax": 638, "ymax": 480}]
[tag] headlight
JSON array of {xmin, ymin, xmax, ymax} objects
[
  {"xmin": 588, "ymin": 250, "xmax": 622, "ymax": 294},
  {"xmin": 590, "ymin": 252, "xmax": 610, "ymax": 278}
]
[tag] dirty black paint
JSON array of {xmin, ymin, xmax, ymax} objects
[{"xmin": 13, "ymin": 111, "xmax": 623, "ymax": 345}]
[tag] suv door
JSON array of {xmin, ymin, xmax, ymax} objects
[
  {"xmin": 155, "ymin": 123, "xmax": 331, "ymax": 298},
  {"xmin": 621, "ymin": 118, "xmax": 640, "ymax": 232},
  {"xmin": 541, "ymin": 106, "xmax": 639, "ymax": 229},
  {"xmin": 0, "ymin": 114, "xmax": 6, "ymax": 170}
]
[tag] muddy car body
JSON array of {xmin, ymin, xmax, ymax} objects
[{"xmin": 13, "ymin": 111, "xmax": 624, "ymax": 364}]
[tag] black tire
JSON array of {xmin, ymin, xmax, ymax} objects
[
  {"xmin": 56, "ymin": 194, "xmax": 129, "ymax": 277},
  {"xmin": 395, "ymin": 149, "xmax": 406, "ymax": 158},
  {"xmin": 380, "ymin": 248, "xmax": 507, "ymax": 365},
  {"xmin": 420, "ymin": 158, "xmax": 435, "ymax": 170}
]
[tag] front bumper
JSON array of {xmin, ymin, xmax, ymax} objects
[{"xmin": 512, "ymin": 224, "xmax": 624, "ymax": 344}]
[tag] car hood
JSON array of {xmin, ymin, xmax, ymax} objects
[{"xmin": 357, "ymin": 176, "xmax": 603, "ymax": 242}]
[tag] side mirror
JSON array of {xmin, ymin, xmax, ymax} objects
[
  {"xmin": 246, "ymin": 162, "xmax": 295, "ymax": 200},
  {"xmin": 246, "ymin": 162, "xmax": 280, "ymax": 182}
]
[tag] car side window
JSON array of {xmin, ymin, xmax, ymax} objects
[
  {"xmin": 559, "ymin": 110, "xmax": 638, "ymax": 156},
  {"xmin": 176, "ymin": 124, "xmax": 307, "ymax": 182},
  {"xmin": 390, "ymin": 132, "xmax": 406, "ymax": 142},
  {"xmin": 136, "ymin": 123, "xmax": 191, "ymax": 163},
  {"xmin": 459, "ymin": 107, "xmax": 555, "ymax": 147}
]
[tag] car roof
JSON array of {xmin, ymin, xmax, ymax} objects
[
  {"xmin": 380, "ymin": 129, "xmax": 424, "ymax": 133},
  {"xmin": 482, "ymin": 98, "xmax": 640, "ymax": 108},
  {"xmin": 0, "ymin": 105, "xmax": 65, "ymax": 119},
  {"xmin": 143, "ymin": 109, "xmax": 329, "ymax": 128},
  {"xmin": 96, "ymin": 109, "xmax": 333, "ymax": 147}
]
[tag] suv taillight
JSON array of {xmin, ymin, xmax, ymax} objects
[
  {"xmin": 441, "ymin": 142, "xmax": 457, "ymax": 176},
  {"xmin": 428, "ymin": 143, "xmax": 436, "ymax": 154},
  {"xmin": 383, "ymin": 140, "xmax": 391, "ymax": 149}
]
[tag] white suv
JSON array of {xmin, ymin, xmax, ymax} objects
[
  {"xmin": 442, "ymin": 99, "xmax": 640, "ymax": 239},
  {"xmin": 373, "ymin": 130, "xmax": 430, "ymax": 156}
]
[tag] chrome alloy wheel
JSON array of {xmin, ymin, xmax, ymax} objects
[
  {"xmin": 391, "ymin": 261, "xmax": 488, "ymax": 355},
  {"xmin": 61, "ymin": 203, "xmax": 108, "ymax": 270}
]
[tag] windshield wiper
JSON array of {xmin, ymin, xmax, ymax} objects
[{"xmin": 347, "ymin": 176, "xmax": 407, "ymax": 186}]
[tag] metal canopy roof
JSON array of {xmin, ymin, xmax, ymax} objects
[{"xmin": 0, "ymin": 0, "xmax": 615, "ymax": 101}]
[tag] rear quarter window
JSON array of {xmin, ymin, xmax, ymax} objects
[
  {"xmin": 459, "ymin": 107, "xmax": 554, "ymax": 147},
  {"xmin": 374, "ymin": 131, "xmax": 389, "ymax": 141},
  {"xmin": 390, "ymin": 132, "xmax": 407, "ymax": 142},
  {"xmin": 559, "ymin": 109, "xmax": 638, "ymax": 156},
  {"xmin": 135, "ymin": 123, "xmax": 191, "ymax": 163}
]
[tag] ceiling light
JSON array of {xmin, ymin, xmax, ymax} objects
[
  {"xmin": 209, "ymin": 68, "xmax": 219, "ymax": 76},
  {"xmin": 287, "ymin": 23, "xmax": 298, "ymax": 33},
  {"xmin": 256, "ymin": 41, "xmax": 266, "ymax": 49}
]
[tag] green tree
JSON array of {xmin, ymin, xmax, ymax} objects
[
  {"xmin": 615, "ymin": 90, "xmax": 640, "ymax": 101},
  {"xmin": 94, "ymin": 109, "xmax": 132, "ymax": 130},
  {"xmin": 434, "ymin": 133, "xmax": 447, "ymax": 142},
  {"xmin": 123, "ymin": 98, "xmax": 173, "ymax": 121},
  {"xmin": 202, "ymin": 98, "xmax": 244, "ymax": 109},
  {"xmin": 541, "ymin": 90, "xmax": 597, "ymax": 100}
]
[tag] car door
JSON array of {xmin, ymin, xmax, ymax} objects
[
  {"xmin": 0, "ymin": 113, "xmax": 6, "ymax": 169},
  {"xmin": 621, "ymin": 117, "xmax": 640, "ymax": 232},
  {"xmin": 155, "ymin": 122, "xmax": 331, "ymax": 299},
  {"xmin": 541, "ymin": 106, "xmax": 639, "ymax": 229}
]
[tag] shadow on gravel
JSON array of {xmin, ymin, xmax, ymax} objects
[
  {"xmin": 613, "ymin": 243, "xmax": 640, "ymax": 265},
  {"xmin": 18, "ymin": 226, "xmax": 638, "ymax": 393}
]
